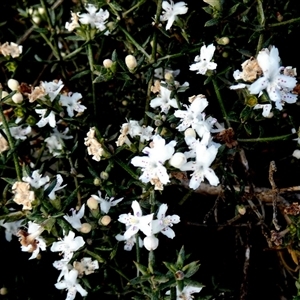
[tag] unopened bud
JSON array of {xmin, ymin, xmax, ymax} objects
[
  {"xmin": 125, "ymin": 55, "xmax": 137, "ymax": 71},
  {"xmin": 0, "ymin": 287, "xmax": 8, "ymax": 295},
  {"xmin": 184, "ymin": 128, "xmax": 196, "ymax": 138},
  {"xmin": 1, "ymin": 91, "xmax": 9, "ymax": 99},
  {"xmin": 80, "ymin": 223, "xmax": 92, "ymax": 233},
  {"xmin": 217, "ymin": 37, "xmax": 230, "ymax": 45},
  {"xmin": 169, "ymin": 152, "xmax": 187, "ymax": 169},
  {"xmin": 103, "ymin": 59, "xmax": 113, "ymax": 68},
  {"xmin": 8, "ymin": 79, "xmax": 20, "ymax": 91},
  {"xmin": 175, "ymin": 270, "xmax": 185, "ymax": 280},
  {"xmin": 100, "ymin": 171, "xmax": 109, "ymax": 180},
  {"xmin": 12, "ymin": 93, "xmax": 24, "ymax": 104},
  {"xmin": 87, "ymin": 197, "xmax": 99, "ymax": 210},
  {"xmin": 99, "ymin": 215, "xmax": 111, "ymax": 226},
  {"xmin": 237, "ymin": 205, "xmax": 246, "ymax": 215},
  {"xmin": 143, "ymin": 235, "xmax": 159, "ymax": 251},
  {"xmin": 93, "ymin": 177, "xmax": 101, "ymax": 186},
  {"xmin": 164, "ymin": 72, "xmax": 174, "ymax": 83}
]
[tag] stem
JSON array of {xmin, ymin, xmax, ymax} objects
[
  {"xmin": 145, "ymin": 77, "xmax": 153, "ymax": 126},
  {"xmin": 0, "ymin": 92, "xmax": 22, "ymax": 181},
  {"xmin": 87, "ymin": 43, "xmax": 97, "ymax": 115},
  {"xmin": 122, "ymin": 0, "xmax": 147, "ymax": 18},
  {"xmin": 268, "ymin": 17, "xmax": 300, "ymax": 27},
  {"xmin": 256, "ymin": 0, "xmax": 265, "ymax": 54},
  {"xmin": 237, "ymin": 133, "xmax": 293, "ymax": 143},
  {"xmin": 212, "ymin": 77, "xmax": 231, "ymax": 128},
  {"xmin": 135, "ymin": 234, "xmax": 141, "ymax": 276},
  {"xmin": 68, "ymin": 156, "xmax": 81, "ymax": 208},
  {"xmin": 178, "ymin": 190, "xmax": 193, "ymax": 205},
  {"xmin": 119, "ymin": 26, "xmax": 151, "ymax": 60},
  {"xmin": 113, "ymin": 156, "xmax": 140, "ymax": 180}
]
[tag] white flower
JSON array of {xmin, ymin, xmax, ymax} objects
[
  {"xmin": 249, "ymin": 46, "xmax": 297, "ymax": 110},
  {"xmin": 118, "ymin": 200, "xmax": 153, "ymax": 239},
  {"xmin": 54, "ymin": 269, "xmax": 88, "ymax": 300},
  {"xmin": 91, "ymin": 191, "xmax": 123, "ymax": 214},
  {"xmin": 0, "ymin": 42, "xmax": 23, "ymax": 58},
  {"xmin": 131, "ymin": 135, "xmax": 176, "ymax": 186},
  {"xmin": 22, "ymin": 170, "xmax": 50, "ymax": 189},
  {"xmin": 189, "ymin": 44, "xmax": 217, "ymax": 75},
  {"xmin": 51, "ymin": 231, "xmax": 85, "ymax": 261},
  {"xmin": 160, "ymin": 1, "xmax": 188, "ymax": 30},
  {"xmin": 166, "ymin": 285, "xmax": 203, "ymax": 300},
  {"xmin": 7, "ymin": 125, "xmax": 31, "ymax": 140},
  {"xmin": 53, "ymin": 259, "xmax": 72, "ymax": 282},
  {"xmin": 180, "ymin": 136, "xmax": 219, "ymax": 189},
  {"xmin": 115, "ymin": 233, "xmax": 143, "ymax": 251},
  {"xmin": 59, "ymin": 92, "xmax": 86, "ymax": 117},
  {"xmin": 35, "ymin": 108, "xmax": 56, "ymax": 128},
  {"xmin": 174, "ymin": 95, "xmax": 208, "ymax": 132},
  {"xmin": 45, "ymin": 174, "xmax": 67, "ymax": 200},
  {"xmin": 79, "ymin": 4, "xmax": 109, "ymax": 34},
  {"xmin": 150, "ymin": 84, "xmax": 178, "ymax": 114},
  {"xmin": 293, "ymin": 149, "xmax": 300, "ymax": 159},
  {"xmin": 41, "ymin": 80, "xmax": 64, "ymax": 102},
  {"xmin": 0, "ymin": 219, "xmax": 23, "ymax": 242},
  {"xmin": 64, "ymin": 205, "xmax": 85, "ymax": 231},
  {"xmin": 152, "ymin": 204, "xmax": 180, "ymax": 239},
  {"xmin": 253, "ymin": 104, "xmax": 273, "ymax": 118},
  {"xmin": 18, "ymin": 221, "xmax": 46, "ymax": 260},
  {"xmin": 45, "ymin": 128, "xmax": 73, "ymax": 156}
]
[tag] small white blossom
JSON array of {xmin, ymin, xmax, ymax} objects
[
  {"xmin": 189, "ymin": 44, "xmax": 217, "ymax": 75},
  {"xmin": 65, "ymin": 12, "xmax": 80, "ymax": 32},
  {"xmin": 45, "ymin": 174, "xmax": 67, "ymax": 200},
  {"xmin": 35, "ymin": 108, "xmax": 56, "ymax": 128},
  {"xmin": 91, "ymin": 191, "xmax": 123, "ymax": 214},
  {"xmin": 59, "ymin": 92, "xmax": 86, "ymax": 117},
  {"xmin": 166, "ymin": 285, "xmax": 203, "ymax": 300},
  {"xmin": 45, "ymin": 128, "xmax": 73, "ymax": 156},
  {"xmin": 253, "ymin": 104, "xmax": 273, "ymax": 118},
  {"xmin": 41, "ymin": 80, "xmax": 64, "ymax": 102},
  {"xmin": 160, "ymin": 1, "xmax": 188, "ymax": 30},
  {"xmin": 64, "ymin": 205, "xmax": 85, "ymax": 231},
  {"xmin": 115, "ymin": 233, "xmax": 143, "ymax": 251},
  {"xmin": 0, "ymin": 219, "xmax": 23, "ymax": 242},
  {"xmin": 22, "ymin": 170, "xmax": 50, "ymax": 189},
  {"xmin": 7, "ymin": 125, "xmax": 31, "ymax": 140},
  {"xmin": 54, "ymin": 269, "xmax": 88, "ymax": 300},
  {"xmin": 118, "ymin": 200, "xmax": 153, "ymax": 239},
  {"xmin": 73, "ymin": 257, "xmax": 99, "ymax": 276}
]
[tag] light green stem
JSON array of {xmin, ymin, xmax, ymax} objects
[
  {"xmin": 268, "ymin": 17, "xmax": 300, "ymax": 27},
  {"xmin": 256, "ymin": 0, "xmax": 265, "ymax": 54},
  {"xmin": 135, "ymin": 234, "xmax": 141, "ymax": 276},
  {"xmin": 68, "ymin": 156, "xmax": 81, "ymax": 207},
  {"xmin": 87, "ymin": 43, "xmax": 97, "ymax": 114},
  {"xmin": 237, "ymin": 133, "xmax": 293, "ymax": 143},
  {"xmin": 122, "ymin": 0, "xmax": 147, "ymax": 18},
  {"xmin": 0, "ymin": 92, "xmax": 22, "ymax": 181},
  {"xmin": 212, "ymin": 77, "xmax": 231, "ymax": 128}
]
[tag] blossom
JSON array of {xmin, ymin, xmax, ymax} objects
[
  {"xmin": 35, "ymin": 108, "xmax": 56, "ymax": 128},
  {"xmin": 64, "ymin": 205, "xmax": 85, "ymax": 231},
  {"xmin": 22, "ymin": 170, "xmax": 50, "ymax": 189},
  {"xmin": 166, "ymin": 285, "xmax": 203, "ymax": 299},
  {"xmin": 0, "ymin": 219, "xmax": 23, "ymax": 242},
  {"xmin": 59, "ymin": 92, "xmax": 86, "ymax": 117},
  {"xmin": 0, "ymin": 42, "xmax": 22, "ymax": 58},
  {"xmin": 115, "ymin": 233, "xmax": 143, "ymax": 251},
  {"xmin": 84, "ymin": 127, "xmax": 104, "ymax": 161},
  {"xmin": 180, "ymin": 135, "xmax": 219, "ymax": 189},
  {"xmin": 41, "ymin": 80, "xmax": 64, "ymax": 102},
  {"xmin": 152, "ymin": 204, "xmax": 180, "ymax": 239},
  {"xmin": 253, "ymin": 104, "xmax": 273, "ymax": 118},
  {"xmin": 17, "ymin": 221, "xmax": 46, "ymax": 259},
  {"xmin": 79, "ymin": 4, "xmax": 109, "ymax": 34},
  {"xmin": 45, "ymin": 174, "xmax": 67, "ymax": 200},
  {"xmin": 54, "ymin": 269, "xmax": 88, "ymax": 300},
  {"xmin": 53, "ymin": 259, "xmax": 71, "ymax": 282},
  {"xmin": 160, "ymin": 1, "xmax": 188, "ymax": 30},
  {"xmin": 249, "ymin": 46, "xmax": 297, "ymax": 110},
  {"xmin": 73, "ymin": 257, "xmax": 99, "ymax": 276},
  {"xmin": 150, "ymin": 84, "xmax": 178, "ymax": 114},
  {"xmin": 65, "ymin": 12, "xmax": 80, "ymax": 32},
  {"xmin": 131, "ymin": 135, "xmax": 176, "ymax": 186},
  {"xmin": 118, "ymin": 200, "xmax": 153, "ymax": 239},
  {"xmin": 12, "ymin": 181, "xmax": 35, "ymax": 210},
  {"xmin": 293, "ymin": 149, "xmax": 300, "ymax": 159},
  {"xmin": 7, "ymin": 125, "xmax": 31, "ymax": 140},
  {"xmin": 51, "ymin": 231, "xmax": 85, "ymax": 261},
  {"xmin": 189, "ymin": 44, "xmax": 217, "ymax": 75},
  {"xmin": 45, "ymin": 128, "xmax": 73, "ymax": 156},
  {"xmin": 91, "ymin": 191, "xmax": 123, "ymax": 214}
]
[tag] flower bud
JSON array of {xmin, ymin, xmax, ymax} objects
[
  {"xmin": 0, "ymin": 287, "xmax": 8, "ymax": 295},
  {"xmin": 100, "ymin": 171, "xmax": 109, "ymax": 180},
  {"xmin": 217, "ymin": 37, "xmax": 230, "ymax": 45},
  {"xmin": 125, "ymin": 55, "xmax": 137, "ymax": 71},
  {"xmin": 169, "ymin": 152, "xmax": 187, "ymax": 169},
  {"xmin": 80, "ymin": 223, "xmax": 92, "ymax": 233},
  {"xmin": 12, "ymin": 93, "xmax": 24, "ymax": 104},
  {"xmin": 93, "ymin": 177, "xmax": 101, "ymax": 186},
  {"xmin": 87, "ymin": 197, "xmax": 99, "ymax": 210},
  {"xmin": 236, "ymin": 205, "xmax": 246, "ymax": 215},
  {"xmin": 143, "ymin": 235, "xmax": 159, "ymax": 251},
  {"xmin": 184, "ymin": 128, "xmax": 196, "ymax": 138},
  {"xmin": 103, "ymin": 59, "xmax": 113, "ymax": 68},
  {"xmin": 164, "ymin": 72, "xmax": 174, "ymax": 83},
  {"xmin": 99, "ymin": 215, "xmax": 111, "ymax": 226},
  {"xmin": 7, "ymin": 79, "xmax": 20, "ymax": 91},
  {"xmin": 293, "ymin": 149, "xmax": 300, "ymax": 159},
  {"xmin": 175, "ymin": 270, "xmax": 185, "ymax": 280}
]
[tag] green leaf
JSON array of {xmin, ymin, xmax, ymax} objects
[
  {"xmin": 182, "ymin": 261, "xmax": 200, "ymax": 278},
  {"xmin": 163, "ymin": 261, "xmax": 177, "ymax": 273},
  {"xmin": 64, "ymin": 35, "xmax": 85, "ymax": 41},
  {"xmin": 133, "ymin": 261, "xmax": 149, "ymax": 276},
  {"xmin": 70, "ymin": 70, "xmax": 90, "ymax": 81},
  {"xmin": 130, "ymin": 275, "xmax": 151, "ymax": 285},
  {"xmin": 226, "ymin": 3, "xmax": 240, "ymax": 17},
  {"xmin": 176, "ymin": 246, "xmax": 185, "ymax": 268},
  {"xmin": 204, "ymin": 18, "xmax": 219, "ymax": 27},
  {"xmin": 84, "ymin": 249, "xmax": 106, "ymax": 263}
]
